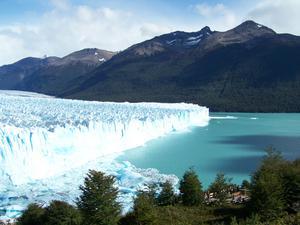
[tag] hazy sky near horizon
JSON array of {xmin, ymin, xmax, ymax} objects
[{"xmin": 0, "ymin": 0, "xmax": 300, "ymax": 65}]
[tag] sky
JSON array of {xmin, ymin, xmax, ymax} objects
[{"xmin": 0, "ymin": 0, "xmax": 300, "ymax": 65}]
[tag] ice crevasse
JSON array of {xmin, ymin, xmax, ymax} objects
[{"xmin": 0, "ymin": 93, "xmax": 210, "ymax": 186}]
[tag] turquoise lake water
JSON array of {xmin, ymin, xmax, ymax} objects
[{"xmin": 118, "ymin": 113, "xmax": 300, "ymax": 187}]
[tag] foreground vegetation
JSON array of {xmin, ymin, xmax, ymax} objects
[{"xmin": 15, "ymin": 149, "xmax": 300, "ymax": 225}]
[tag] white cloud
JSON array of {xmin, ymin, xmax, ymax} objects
[
  {"xmin": 195, "ymin": 3, "xmax": 239, "ymax": 31},
  {"xmin": 50, "ymin": 0, "xmax": 70, "ymax": 11},
  {"xmin": 196, "ymin": 3, "xmax": 227, "ymax": 17},
  {"xmin": 247, "ymin": 0, "xmax": 300, "ymax": 34},
  {"xmin": 1, "ymin": 1, "xmax": 300, "ymax": 65},
  {"xmin": 0, "ymin": 3, "xmax": 173, "ymax": 65},
  {"xmin": 193, "ymin": 0, "xmax": 300, "ymax": 34},
  {"xmin": 140, "ymin": 23, "xmax": 172, "ymax": 37}
]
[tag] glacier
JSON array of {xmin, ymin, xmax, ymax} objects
[{"xmin": 0, "ymin": 91, "xmax": 209, "ymax": 219}]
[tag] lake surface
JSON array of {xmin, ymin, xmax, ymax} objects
[{"xmin": 118, "ymin": 113, "xmax": 300, "ymax": 187}]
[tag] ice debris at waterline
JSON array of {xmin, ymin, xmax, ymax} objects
[
  {"xmin": 0, "ymin": 158, "xmax": 179, "ymax": 220},
  {"xmin": 0, "ymin": 91, "xmax": 209, "ymax": 219}
]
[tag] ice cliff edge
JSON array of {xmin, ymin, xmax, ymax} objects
[{"xmin": 0, "ymin": 92, "xmax": 209, "ymax": 185}]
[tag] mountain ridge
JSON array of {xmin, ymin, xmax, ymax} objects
[
  {"xmin": 1, "ymin": 20, "xmax": 300, "ymax": 112},
  {"xmin": 0, "ymin": 48, "xmax": 116, "ymax": 94},
  {"xmin": 62, "ymin": 20, "xmax": 300, "ymax": 112}
]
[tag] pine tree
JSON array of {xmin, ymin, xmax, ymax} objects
[
  {"xmin": 250, "ymin": 148, "xmax": 286, "ymax": 220},
  {"xmin": 77, "ymin": 170, "xmax": 121, "ymax": 225},
  {"xmin": 133, "ymin": 190, "xmax": 157, "ymax": 225},
  {"xmin": 208, "ymin": 173, "xmax": 232, "ymax": 206},
  {"xmin": 282, "ymin": 159, "xmax": 300, "ymax": 213},
  {"xmin": 44, "ymin": 201, "xmax": 82, "ymax": 225},
  {"xmin": 157, "ymin": 180, "xmax": 176, "ymax": 206},
  {"xmin": 144, "ymin": 183, "xmax": 159, "ymax": 203},
  {"xmin": 17, "ymin": 203, "xmax": 45, "ymax": 225},
  {"xmin": 241, "ymin": 180, "xmax": 251, "ymax": 190},
  {"xmin": 179, "ymin": 168, "xmax": 204, "ymax": 206}
]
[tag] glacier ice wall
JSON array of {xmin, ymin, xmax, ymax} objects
[
  {"xmin": 0, "ymin": 95, "xmax": 209, "ymax": 185},
  {"xmin": 0, "ymin": 92, "xmax": 209, "ymax": 219}
]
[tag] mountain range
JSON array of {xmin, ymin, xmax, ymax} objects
[
  {"xmin": 1, "ymin": 20, "xmax": 300, "ymax": 112},
  {"xmin": 0, "ymin": 49, "xmax": 115, "ymax": 95}
]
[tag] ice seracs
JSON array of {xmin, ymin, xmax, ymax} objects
[{"xmin": 0, "ymin": 91, "xmax": 210, "ymax": 219}]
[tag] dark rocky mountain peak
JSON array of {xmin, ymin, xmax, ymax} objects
[
  {"xmin": 0, "ymin": 48, "xmax": 116, "ymax": 93},
  {"xmin": 200, "ymin": 26, "xmax": 212, "ymax": 34},
  {"xmin": 198, "ymin": 20, "xmax": 277, "ymax": 52},
  {"xmin": 155, "ymin": 26, "xmax": 214, "ymax": 49},
  {"xmin": 51, "ymin": 48, "xmax": 116, "ymax": 66},
  {"xmin": 232, "ymin": 20, "xmax": 276, "ymax": 36},
  {"xmin": 125, "ymin": 26, "xmax": 214, "ymax": 57},
  {"xmin": 63, "ymin": 21, "xmax": 300, "ymax": 112}
]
